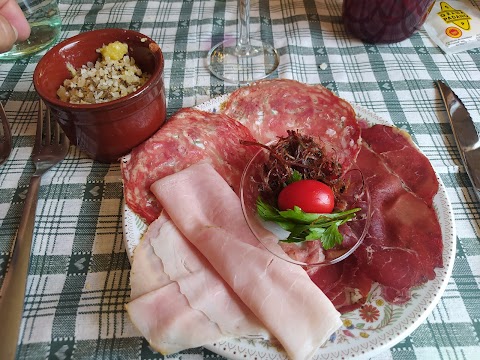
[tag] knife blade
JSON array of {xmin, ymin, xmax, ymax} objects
[{"xmin": 436, "ymin": 80, "xmax": 480, "ymax": 204}]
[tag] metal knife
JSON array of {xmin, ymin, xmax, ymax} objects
[{"xmin": 437, "ymin": 80, "xmax": 480, "ymax": 204}]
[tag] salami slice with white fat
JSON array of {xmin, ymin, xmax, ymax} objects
[
  {"xmin": 121, "ymin": 108, "xmax": 259, "ymax": 224},
  {"xmin": 222, "ymin": 79, "xmax": 361, "ymax": 171}
]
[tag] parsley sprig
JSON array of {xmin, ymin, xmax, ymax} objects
[{"xmin": 256, "ymin": 198, "xmax": 360, "ymax": 250}]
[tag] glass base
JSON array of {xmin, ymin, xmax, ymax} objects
[{"xmin": 207, "ymin": 38, "xmax": 279, "ymax": 84}]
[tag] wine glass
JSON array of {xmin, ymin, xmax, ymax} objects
[{"xmin": 208, "ymin": 0, "xmax": 280, "ymax": 84}]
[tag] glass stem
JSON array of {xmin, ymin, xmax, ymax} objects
[{"xmin": 237, "ymin": 0, "xmax": 251, "ymax": 52}]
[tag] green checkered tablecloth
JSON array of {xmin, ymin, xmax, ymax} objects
[{"xmin": 1, "ymin": 0, "xmax": 479, "ymax": 359}]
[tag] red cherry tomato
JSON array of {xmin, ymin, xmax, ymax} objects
[{"xmin": 277, "ymin": 179, "xmax": 334, "ymax": 213}]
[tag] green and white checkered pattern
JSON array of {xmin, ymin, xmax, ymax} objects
[{"xmin": 1, "ymin": 0, "xmax": 479, "ymax": 359}]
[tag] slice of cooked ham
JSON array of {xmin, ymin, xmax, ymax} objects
[
  {"xmin": 126, "ymin": 212, "xmax": 269, "ymax": 355},
  {"xmin": 129, "ymin": 214, "xmax": 171, "ymax": 300},
  {"xmin": 150, "ymin": 162, "xmax": 342, "ymax": 360},
  {"xmin": 127, "ymin": 221, "xmax": 227, "ymax": 354},
  {"xmin": 149, "ymin": 212, "xmax": 269, "ymax": 338},
  {"xmin": 127, "ymin": 283, "xmax": 226, "ymax": 354}
]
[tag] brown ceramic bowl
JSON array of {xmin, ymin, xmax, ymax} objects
[{"xmin": 33, "ymin": 29, "xmax": 166, "ymax": 163}]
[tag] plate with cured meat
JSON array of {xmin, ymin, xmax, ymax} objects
[{"xmin": 122, "ymin": 79, "xmax": 455, "ymax": 360}]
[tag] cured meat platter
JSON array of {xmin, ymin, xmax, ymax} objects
[{"xmin": 122, "ymin": 94, "xmax": 455, "ymax": 360}]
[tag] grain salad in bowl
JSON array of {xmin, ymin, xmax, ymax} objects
[
  {"xmin": 57, "ymin": 41, "xmax": 151, "ymax": 104},
  {"xmin": 34, "ymin": 29, "xmax": 166, "ymax": 163}
]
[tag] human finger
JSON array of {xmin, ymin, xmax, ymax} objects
[
  {"xmin": 0, "ymin": 13, "xmax": 17, "ymax": 53},
  {"xmin": 0, "ymin": 0, "xmax": 30, "ymax": 40}
]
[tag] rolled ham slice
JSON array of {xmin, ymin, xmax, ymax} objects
[
  {"xmin": 126, "ymin": 212, "xmax": 269, "ymax": 355},
  {"xmin": 148, "ymin": 212, "xmax": 269, "ymax": 338},
  {"xmin": 150, "ymin": 162, "xmax": 342, "ymax": 360},
  {"xmin": 127, "ymin": 282, "xmax": 226, "ymax": 354},
  {"xmin": 127, "ymin": 217, "xmax": 226, "ymax": 354},
  {"xmin": 128, "ymin": 214, "xmax": 171, "ymax": 300}
]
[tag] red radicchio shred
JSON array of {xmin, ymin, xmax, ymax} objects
[{"xmin": 241, "ymin": 130, "xmax": 344, "ymax": 206}]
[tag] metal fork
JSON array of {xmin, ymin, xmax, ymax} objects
[
  {"xmin": 0, "ymin": 102, "xmax": 12, "ymax": 165},
  {"xmin": 0, "ymin": 101, "xmax": 70, "ymax": 360}
]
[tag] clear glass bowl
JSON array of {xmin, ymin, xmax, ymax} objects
[{"xmin": 240, "ymin": 145, "xmax": 371, "ymax": 267}]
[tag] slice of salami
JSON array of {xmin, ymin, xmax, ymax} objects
[
  {"xmin": 222, "ymin": 79, "xmax": 361, "ymax": 172},
  {"xmin": 122, "ymin": 108, "xmax": 259, "ymax": 224}
]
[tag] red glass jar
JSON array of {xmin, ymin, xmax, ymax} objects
[{"xmin": 342, "ymin": 0, "xmax": 435, "ymax": 44}]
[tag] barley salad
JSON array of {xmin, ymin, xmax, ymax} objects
[{"xmin": 57, "ymin": 41, "xmax": 150, "ymax": 104}]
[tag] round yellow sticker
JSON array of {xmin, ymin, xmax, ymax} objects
[{"xmin": 445, "ymin": 26, "xmax": 463, "ymax": 38}]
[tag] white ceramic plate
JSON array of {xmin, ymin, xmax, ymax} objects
[{"xmin": 122, "ymin": 96, "xmax": 456, "ymax": 360}]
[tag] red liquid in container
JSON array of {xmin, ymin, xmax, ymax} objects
[{"xmin": 342, "ymin": 0, "xmax": 435, "ymax": 44}]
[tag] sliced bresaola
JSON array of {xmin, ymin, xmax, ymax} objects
[
  {"xmin": 222, "ymin": 79, "xmax": 361, "ymax": 171},
  {"xmin": 126, "ymin": 212, "xmax": 269, "ymax": 355},
  {"xmin": 306, "ymin": 170, "xmax": 373, "ymax": 314},
  {"xmin": 121, "ymin": 108, "xmax": 259, "ymax": 224},
  {"xmin": 150, "ymin": 162, "xmax": 342, "ymax": 360},
  {"xmin": 353, "ymin": 144, "xmax": 443, "ymax": 303},
  {"xmin": 361, "ymin": 124, "xmax": 439, "ymax": 205},
  {"xmin": 307, "ymin": 125, "xmax": 442, "ymax": 311},
  {"xmin": 308, "ymin": 256, "xmax": 372, "ymax": 314}
]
